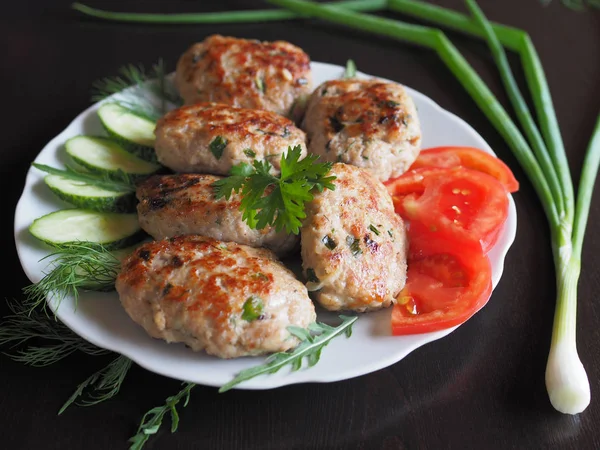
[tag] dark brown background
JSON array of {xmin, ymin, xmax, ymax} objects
[{"xmin": 3, "ymin": 1, "xmax": 599, "ymax": 449}]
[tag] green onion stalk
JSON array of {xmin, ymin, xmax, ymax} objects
[
  {"xmin": 70, "ymin": 0, "xmax": 386, "ymax": 24},
  {"xmin": 70, "ymin": 0, "xmax": 599, "ymax": 414},
  {"xmin": 264, "ymin": 0, "xmax": 597, "ymax": 414},
  {"xmin": 389, "ymin": 0, "xmax": 596, "ymax": 416}
]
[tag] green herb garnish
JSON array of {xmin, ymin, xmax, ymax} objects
[
  {"xmin": 33, "ymin": 163, "xmax": 136, "ymax": 192},
  {"xmin": 343, "ymin": 59, "xmax": 357, "ymax": 78},
  {"xmin": 242, "ymin": 297, "xmax": 264, "ymax": 322},
  {"xmin": 212, "ymin": 145, "xmax": 336, "ymax": 234},
  {"xmin": 255, "ymin": 76, "xmax": 266, "ymax": 93},
  {"xmin": 91, "ymin": 59, "xmax": 181, "ymax": 121},
  {"xmin": 128, "ymin": 382, "xmax": 195, "ymax": 450},
  {"xmin": 305, "ymin": 268, "xmax": 320, "ymax": 283},
  {"xmin": 209, "ymin": 136, "xmax": 228, "ymax": 159},
  {"xmin": 368, "ymin": 224, "xmax": 380, "ymax": 236},
  {"xmin": 346, "ymin": 235, "xmax": 362, "ymax": 256},
  {"xmin": 59, "ymin": 355, "xmax": 132, "ymax": 414},
  {"xmin": 219, "ymin": 315, "xmax": 357, "ymax": 392},
  {"xmin": 321, "ymin": 235, "xmax": 337, "ymax": 250},
  {"xmin": 244, "ymin": 148, "xmax": 257, "ymax": 158},
  {"xmin": 22, "ymin": 242, "xmax": 122, "ymax": 313}
]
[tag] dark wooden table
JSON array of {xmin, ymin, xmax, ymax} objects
[{"xmin": 3, "ymin": 1, "xmax": 600, "ymax": 449}]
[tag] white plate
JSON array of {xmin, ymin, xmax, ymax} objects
[{"xmin": 14, "ymin": 61, "xmax": 517, "ymax": 390}]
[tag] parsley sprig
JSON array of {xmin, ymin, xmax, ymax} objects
[{"xmin": 212, "ymin": 145, "xmax": 336, "ymax": 234}]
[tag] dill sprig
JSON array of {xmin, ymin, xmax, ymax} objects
[
  {"xmin": 23, "ymin": 242, "xmax": 121, "ymax": 313},
  {"xmin": 32, "ymin": 163, "xmax": 136, "ymax": 192},
  {"xmin": 91, "ymin": 58, "xmax": 182, "ymax": 122},
  {"xmin": 219, "ymin": 315, "xmax": 357, "ymax": 393},
  {"xmin": 0, "ymin": 297, "xmax": 111, "ymax": 366},
  {"xmin": 59, "ymin": 355, "xmax": 132, "ymax": 414},
  {"xmin": 128, "ymin": 382, "xmax": 195, "ymax": 450}
]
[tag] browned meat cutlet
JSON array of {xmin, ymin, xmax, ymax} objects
[
  {"xmin": 154, "ymin": 102, "xmax": 307, "ymax": 175},
  {"xmin": 136, "ymin": 173, "xmax": 299, "ymax": 257},
  {"xmin": 300, "ymin": 163, "xmax": 408, "ymax": 312},
  {"xmin": 115, "ymin": 235, "xmax": 316, "ymax": 359},
  {"xmin": 303, "ymin": 78, "xmax": 422, "ymax": 182},
  {"xmin": 175, "ymin": 34, "xmax": 313, "ymax": 117}
]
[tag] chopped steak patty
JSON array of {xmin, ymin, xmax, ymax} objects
[
  {"xmin": 136, "ymin": 173, "xmax": 299, "ymax": 256},
  {"xmin": 302, "ymin": 78, "xmax": 421, "ymax": 182},
  {"xmin": 175, "ymin": 34, "xmax": 313, "ymax": 117},
  {"xmin": 301, "ymin": 163, "xmax": 408, "ymax": 312},
  {"xmin": 154, "ymin": 102, "xmax": 307, "ymax": 175},
  {"xmin": 115, "ymin": 235, "xmax": 316, "ymax": 359}
]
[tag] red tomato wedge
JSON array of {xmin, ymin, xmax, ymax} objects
[
  {"xmin": 409, "ymin": 146, "xmax": 519, "ymax": 193},
  {"xmin": 386, "ymin": 167, "xmax": 509, "ymax": 253},
  {"xmin": 391, "ymin": 226, "xmax": 493, "ymax": 335}
]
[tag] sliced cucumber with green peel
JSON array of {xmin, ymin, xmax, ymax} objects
[
  {"xmin": 43, "ymin": 174, "xmax": 136, "ymax": 213},
  {"xmin": 29, "ymin": 209, "xmax": 144, "ymax": 250},
  {"xmin": 65, "ymin": 135, "xmax": 161, "ymax": 181},
  {"xmin": 97, "ymin": 102, "xmax": 157, "ymax": 162}
]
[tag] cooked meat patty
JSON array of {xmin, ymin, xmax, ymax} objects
[
  {"xmin": 136, "ymin": 173, "xmax": 299, "ymax": 256},
  {"xmin": 302, "ymin": 78, "xmax": 422, "ymax": 182},
  {"xmin": 115, "ymin": 235, "xmax": 316, "ymax": 359},
  {"xmin": 175, "ymin": 34, "xmax": 313, "ymax": 117},
  {"xmin": 154, "ymin": 102, "xmax": 307, "ymax": 175},
  {"xmin": 300, "ymin": 163, "xmax": 408, "ymax": 312}
]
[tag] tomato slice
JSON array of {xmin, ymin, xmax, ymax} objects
[
  {"xmin": 409, "ymin": 146, "xmax": 519, "ymax": 193},
  {"xmin": 385, "ymin": 167, "xmax": 451, "ymax": 217},
  {"xmin": 395, "ymin": 168, "xmax": 509, "ymax": 253},
  {"xmin": 391, "ymin": 226, "xmax": 492, "ymax": 335}
]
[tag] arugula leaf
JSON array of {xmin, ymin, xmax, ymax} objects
[
  {"xmin": 128, "ymin": 382, "xmax": 195, "ymax": 450},
  {"xmin": 212, "ymin": 145, "xmax": 336, "ymax": 234},
  {"xmin": 218, "ymin": 315, "xmax": 357, "ymax": 392}
]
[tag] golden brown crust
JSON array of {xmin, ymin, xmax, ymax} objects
[
  {"xmin": 175, "ymin": 35, "xmax": 313, "ymax": 116},
  {"xmin": 135, "ymin": 173, "xmax": 300, "ymax": 256},
  {"xmin": 153, "ymin": 102, "xmax": 307, "ymax": 175},
  {"xmin": 115, "ymin": 236, "xmax": 315, "ymax": 358},
  {"xmin": 303, "ymin": 78, "xmax": 422, "ymax": 181},
  {"xmin": 300, "ymin": 163, "xmax": 408, "ymax": 312},
  {"xmin": 157, "ymin": 102, "xmax": 297, "ymax": 140}
]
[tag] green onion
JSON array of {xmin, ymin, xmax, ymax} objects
[
  {"xmin": 266, "ymin": 0, "xmax": 557, "ymax": 224},
  {"xmin": 464, "ymin": 0, "xmax": 563, "ymax": 214},
  {"xmin": 388, "ymin": 0, "xmax": 574, "ymax": 218},
  {"xmin": 463, "ymin": 0, "xmax": 593, "ymax": 415},
  {"xmin": 70, "ymin": 0, "xmax": 386, "ymax": 24},
  {"xmin": 267, "ymin": 0, "xmax": 598, "ymax": 416}
]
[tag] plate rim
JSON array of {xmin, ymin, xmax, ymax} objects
[{"xmin": 13, "ymin": 60, "xmax": 518, "ymax": 390}]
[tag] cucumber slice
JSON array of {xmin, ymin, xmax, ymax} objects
[
  {"xmin": 65, "ymin": 135, "xmax": 161, "ymax": 181},
  {"xmin": 29, "ymin": 209, "xmax": 143, "ymax": 250},
  {"xmin": 44, "ymin": 174, "xmax": 136, "ymax": 213},
  {"xmin": 97, "ymin": 103, "xmax": 157, "ymax": 162}
]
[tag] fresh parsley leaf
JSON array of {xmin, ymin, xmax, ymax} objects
[
  {"xmin": 210, "ymin": 136, "xmax": 228, "ymax": 159},
  {"xmin": 242, "ymin": 297, "xmax": 264, "ymax": 322},
  {"xmin": 212, "ymin": 145, "xmax": 336, "ymax": 234}
]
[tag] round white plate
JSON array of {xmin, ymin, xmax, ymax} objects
[{"xmin": 14, "ymin": 61, "xmax": 517, "ymax": 390}]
